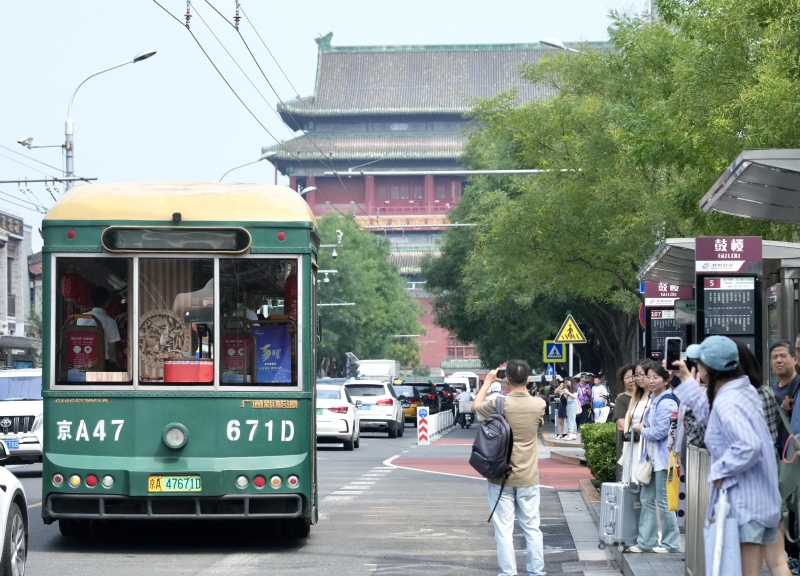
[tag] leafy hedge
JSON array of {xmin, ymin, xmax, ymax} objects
[{"xmin": 580, "ymin": 422, "xmax": 617, "ymax": 489}]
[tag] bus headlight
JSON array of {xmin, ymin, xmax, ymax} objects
[{"xmin": 162, "ymin": 423, "xmax": 189, "ymax": 449}]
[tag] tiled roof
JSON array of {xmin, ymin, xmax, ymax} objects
[
  {"xmin": 268, "ymin": 132, "xmax": 464, "ymax": 162},
  {"xmin": 441, "ymin": 359, "xmax": 486, "ymax": 370},
  {"xmin": 389, "ymin": 250, "xmax": 439, "ymax": 274},
  {"xmin": 279, "ymin": 40, "xmax": 609, "ymax": 119}
]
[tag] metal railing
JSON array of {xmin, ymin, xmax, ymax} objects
[{"xmin": 685, "ymin": 444, "xmax": 711, "ymax": 576}]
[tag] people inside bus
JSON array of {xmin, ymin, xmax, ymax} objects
[{"xmin": 77, "ymin": 286, "xmax": 121, "ymax": 367}]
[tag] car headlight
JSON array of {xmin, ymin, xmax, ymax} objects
[{"xmin": 32, "ymin": 413, "xmax": 43, "ymax": 432}]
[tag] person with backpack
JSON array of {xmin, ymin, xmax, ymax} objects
[{"xmin": 471, "ymin": 360, "xmax": 547, "ymax": 576}]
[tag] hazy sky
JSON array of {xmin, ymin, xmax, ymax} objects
[{"xmin": 0, "ymin": 0, "xmax": 649, "ymax": 252}]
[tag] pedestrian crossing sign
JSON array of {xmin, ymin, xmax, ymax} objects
[
  {"xmin": 554, "ymin": 314, "xmax": 587, "ymax": 344},
  {"xmin": 543, "ymin": 340, "xmax": 566, "ymax": 363}
]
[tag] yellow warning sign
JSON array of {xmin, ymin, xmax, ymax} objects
[{"xmin": 554, "ymin": 314, "xmax": 587, "ymax": 344}]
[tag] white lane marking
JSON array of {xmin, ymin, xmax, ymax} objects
[
  {"xmin": 27, "ymin": 502, "xmax": 42, "ymax": 509},
  {"xmin": 331, "ymin": 491, "xmax": 364, "ymax": 495},
  {"xmin": 383, "ymin": 455, "xmax": 400, "ymax": 466}
]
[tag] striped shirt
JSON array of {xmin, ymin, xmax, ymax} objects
[{"xmin": 673, "ymin": 376, "xmax": 781, "ymax": 528}]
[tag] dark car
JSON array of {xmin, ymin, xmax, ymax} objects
[
  {"xmin": 434, "ymin": 383, "xmax": 457, "ymax": 415},
  {"xmin": 403, "ymin": 381, "xmax": 440, "ymax": 414}
]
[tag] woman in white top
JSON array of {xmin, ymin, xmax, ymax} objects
[{"xmin": 621, "ymin": 359, "xmax": 651, "ymax": 484}]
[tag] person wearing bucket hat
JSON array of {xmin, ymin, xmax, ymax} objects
[{"xmin": 672, "ymin": 337, "xmax": 783, "ymax": 576}]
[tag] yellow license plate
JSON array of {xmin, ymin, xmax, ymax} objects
[{"xmin": 147, "ymin": 475, "xmax": 202, "ymax": 493}]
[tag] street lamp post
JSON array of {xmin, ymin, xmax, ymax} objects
[
  {"xmin": 65, "ymin": 49, "xmax": 157, "ymax": 189},
  {"xmin": 219, "ymin": 152, "xmax": 276, "ymax": 182},
  {"xmin": 539, "ymin": 37, "xmax": 578, "ymax": 53}
]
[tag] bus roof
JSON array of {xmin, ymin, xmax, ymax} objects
[{"xmin": 44, "ymin": 182, "xmax": 318, "ymax": 227}]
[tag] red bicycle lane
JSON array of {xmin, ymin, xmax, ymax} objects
[{"xmin": 389, "ymin": 437, "xmax": 594, "ymax": 489}]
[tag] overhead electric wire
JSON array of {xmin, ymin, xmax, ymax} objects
[
  {"xmin": 0, "ymin": 151, "xmax": 61, "ymax": 180},
  {"xmin": 190, "ymin": 3, "xmax": 296, "ymax": 136},
  {"xmin": 18, "ymin": 183, "xmax": 47, "ymax": 213},
  {"xmin": 203, "ymin": 1, "xmax": 364, "ymax": 218},
  {"xmin": 0, "ymin": 144, "xmax": 64, "ymax": 175},
  {"xmin": 0, "ymin": 189, "xmax": 47, "ymax": 213},
  {"xmin": 151, "ymin": 0, "xmax": 307, "ymax": 165}
]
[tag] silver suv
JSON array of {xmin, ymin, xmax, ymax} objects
[{"xmin": 344, "ymin": 380, "xmax": 404, "ymax": 438}]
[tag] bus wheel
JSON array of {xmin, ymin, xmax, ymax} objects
[
  {"xmin": 58, "ymin": 519, "xmax": 90, "ymax": 538},
  {"xmin": 284, "ymin": 518, "xmax": 310, "ymax": 538}
]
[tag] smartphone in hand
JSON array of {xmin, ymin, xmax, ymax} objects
[{"xmin": 664, "ymin": 337, "xmax": 682, "ymax": 371}]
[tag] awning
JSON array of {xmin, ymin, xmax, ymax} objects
[
  {"xmin": 637, "ymin": 238, "xmax": 800, "ymax": 284},
  {"xmin": 699, "ymin": 149, "xmax": 800, "ymax": 222},
  {"xmin": 0, "ymin": 335, "xmax": 42, "ymax": 352}
]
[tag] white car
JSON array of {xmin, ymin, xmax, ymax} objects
[
  {"xmin": 0, "ymin": 369, "xmax": 43, "ymax": 465},
  {"xmin": 344, "ymin": 380, "xmax": 404, "ymax": 438},
  {"xmin": 0, "ymin": 442, "xmax": 28, "ymax": 575},
  {"xmin": 316, "ymin": 384, "xmax": 360, "ymax": 451}
]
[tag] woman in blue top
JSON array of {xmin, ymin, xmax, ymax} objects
[
  {"xmin": 629, "ymin": 361, "xmax": 682, "ymax": 553},
  {"xmin": 672, "ymin": 336, "xmax": 782, "ymax": 576}
]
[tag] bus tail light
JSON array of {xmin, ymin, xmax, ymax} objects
[
  {"xmin": 254, "ymin": 475, "xmax": 266, "ymax": 488},
  {"xmin": 270, "ymin": 475, "xmax": 282, "ymax": 489},
  {"xmin": 53, "ymin": 474, "xmax": 64, "ymax": 487},
  {"xmin": 102, "ymin": 475, "xmax": 115, "ymax": 488},
  {"xmin": 329, "ymin": 406, "xmax": 348, "ymax": 414},
  {"xmin": 287, "ymin": 475, "xmax": 299, "ymax": 489},
  {"xmin": 69, "ymin": 475, "xmax": 81, "ymax": 488},
  {"xmin": 376, "ymin": 399, "xmax": 393, "ymax": 406},
  {"xmin": 236, "ymin": 475, "xmax": 249, "ymax": 489},
  {"xmin": 85, "ymin": 474, "xmax": 98, "ymax": 487}
]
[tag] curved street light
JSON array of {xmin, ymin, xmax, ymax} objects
[
  {"xmin": 539, "ymin": 37, "xmax": 579, "ymax": 53},
  {"xmin": 300, "ymin": 186, "xmax": 317, "ymax": 196},
  {"xmin": 65, "ymin": 49, "xmax": 157, "ymax": 189},
  {"xmin": 219, "ymin": 151, "xmax": 276, "ymax": 182}
]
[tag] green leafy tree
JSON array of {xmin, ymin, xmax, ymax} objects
[
  {"xmin": 315, "ymin": 213, "xmax": 424, "ymax": 371},
  {"xmin": 426, "ymin": 1, "xmax": 800, "ymax": 387}
]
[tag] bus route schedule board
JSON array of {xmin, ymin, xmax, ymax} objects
[
  {"xmin": 695, "ymin": 236, "xmax": 763, "ymax": 362},
  {"xmin": 646, "ymin": 309, "xmax": 691, "ymax": 361}
]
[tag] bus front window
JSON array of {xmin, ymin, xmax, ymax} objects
[{"xmin": 138, "ymin": 259, "xmax": 214, "ymax": 385}]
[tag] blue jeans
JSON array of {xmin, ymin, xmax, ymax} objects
[
  {"xmin": 636, "ymin": 469, "xmax": 682, "ymax": 551},
  {"xmin": 487, "ymin": 483, "xmax": 545, "ymax": 576}
]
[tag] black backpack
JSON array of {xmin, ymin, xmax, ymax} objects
[{"xmin": 469, "ymin": 395, "xmax": 513, "ymax": 522}]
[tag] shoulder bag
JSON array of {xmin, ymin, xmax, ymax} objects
[{"xmin": 634, "ymin": 437, "xmax": 652, "ymax": 485}]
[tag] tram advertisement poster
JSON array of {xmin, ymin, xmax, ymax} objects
[
  {"xmin": 66, "ymin": 332, "xmax": 101, "ymax": 381},
  {"xmin": 702, "ymin": 277, "xmax": 756, "ymax": 335},
  {"xmin": 221, "ymin": 334, "xmax": 252, "ymax": 383},
  {"xmin": 251, "ymin": 326, "xmax": 292, "ymax": 383}
]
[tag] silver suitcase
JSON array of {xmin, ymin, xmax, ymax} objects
[{"xmin": 598, "ymin": 481, "xmax": 641, "ymax": 551}]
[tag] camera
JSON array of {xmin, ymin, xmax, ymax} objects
[
  {"xmin": 622, "ymin": 431, "xmax": 640, "ymax": 443},
  {"xmin": 496, "ymin": 369, "xmax": 506, "ymax": 380}
]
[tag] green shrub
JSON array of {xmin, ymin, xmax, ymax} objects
[{"xmin": 580, "ymin": 422, "xmax": 617, "ymax": 489}]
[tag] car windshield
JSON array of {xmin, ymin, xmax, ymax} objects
[
  {"xmin": 345, "ymin": 384, "xmax": 386, "ymax": 396},
  {"xmin": 408, "ymin": 383, "xmax": 434, "ymax": 393},
  {"xmin": 0, "ymin": 375, "xmax": 42, "ymax": 400},
  {"xmin": 393, "ymin": 386, "xmax": 415, "ymax": 397},
  {"xmin": 317, "ymin": 389, "xmax": 342, "ymax": 400}
]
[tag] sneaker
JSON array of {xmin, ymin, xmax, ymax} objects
[
  {"xmin": 565, "ymin": 434, "xmax": 577, "ymax": 441},
  {"xmin": 628, "ymin": 546, "xmax": 649, "ymax": 553},
  {"xmin": 652, "ymin": 547, "xmax": 669, "ymax": 554},
  {"xmin": 787, "ymin": 557, "xmax": 799, "ymax": 575},
  {"xmin": 555, "ymin": 434, "xmax": 564, "ymax": 439}
]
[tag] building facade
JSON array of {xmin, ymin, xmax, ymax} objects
[{"xmin": 267, "ymin": 34, "xmax": 594, "ymax": 372}]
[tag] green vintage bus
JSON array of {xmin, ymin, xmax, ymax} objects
[{"xmin": 41, "ymin": 182, "xmax": 319, "ymax": 537}]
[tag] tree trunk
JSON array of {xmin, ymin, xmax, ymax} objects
[{"xmin": 582, "ymin": 304, "xmax": 640, "ymax": 398}]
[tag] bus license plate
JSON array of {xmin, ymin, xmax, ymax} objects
[
  {"xmin": 3, "ymin": 440, "xmax": 18, "ymax": 451},
  {"xmin": 148, "ymin": 475, "xmax": 202, "ymax": 493}
]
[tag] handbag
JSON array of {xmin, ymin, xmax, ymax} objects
[
  {"xmin": 666, "ymin": 451, "xmax": 681, "ymax": 511},
  {"xmin": 576, "ymin": 403, "xmax": 582, "ymax": 415},
  {"xmin": 704, "ymin": 489, "xmax": 741, "ymax": 576},
  {"xmin": 635, "ymin": 458, "xmax": 652, "ymax": 485}
]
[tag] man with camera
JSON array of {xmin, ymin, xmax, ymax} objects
[{"xmin": 472, "ymin": 360, "xmax": 548, "ymax": 576}]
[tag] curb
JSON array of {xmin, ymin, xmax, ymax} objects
[
  {"xmin": 541, "ymin": 434, "xmax": 584, "ymax": 449},
  {"xmin": 550, "ymin": 450, "xmax": 588, "ymax": 467},
  {"xmin": 579, "ymin": 478, "xmax": 600, "ymax": 525}
]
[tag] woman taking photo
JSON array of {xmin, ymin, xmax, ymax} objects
[
  {"xmin": 554, "ymin": 378, "xmax": 569, "ymax": 439},
  {"xmin": 621, "ymin": 360, "xmax": 650, "ymax": 484},
  {"xmin": 630, "ymin": 362, "xmax": 682, "ymax": 553},
  {"xmin": 562, "ymin": 378, "xmax": 579, "ymax": 441},
  {"xmin": 673, "ymin": 337, "xmax": 783, "ymax": 576}
]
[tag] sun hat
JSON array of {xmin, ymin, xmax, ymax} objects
[{"xmin": 685, "ymin": 336, "xmax": 739, "ymax": 371}]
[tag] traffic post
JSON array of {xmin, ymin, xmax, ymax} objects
[{"xmin": 417, "ymin": 407, "xmax": 429, "ymax": 445}]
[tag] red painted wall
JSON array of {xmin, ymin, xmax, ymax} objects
[{"xmin": 416, "ymin": 297, "xmax": 450, "ymax": 373}]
